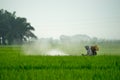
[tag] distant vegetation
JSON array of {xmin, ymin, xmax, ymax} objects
[{"xmin": 0, "ymin": 9, "xmax": 37, "ymax": 45}]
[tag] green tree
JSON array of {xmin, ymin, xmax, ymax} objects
[{"xmin": 0, "ymin": 9, "xmax": 37, "ymax": 45}]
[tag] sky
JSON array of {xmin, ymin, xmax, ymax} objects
[{"xmin": 0, "ymin": 0, "xmax": 120, "ymax": 40}]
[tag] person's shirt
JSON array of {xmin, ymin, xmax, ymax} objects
[{"xmin": 87, "ymin": 46, "xmax": 93, "ymax": 55}]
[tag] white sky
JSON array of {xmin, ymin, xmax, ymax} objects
[{"xmin": 0, "ymin": 0, "xmax": 120, "ymax": 39}]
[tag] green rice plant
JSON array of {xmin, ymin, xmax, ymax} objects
[{"xmin": 0, "ymin": 45, "xmax": 120, "ymax": 80}]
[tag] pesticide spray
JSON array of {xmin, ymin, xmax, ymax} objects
[
  {"xmin": 22, "ymin": 38, "xmax": 69, "ymax": 56},
  {"xmin": 22, "ymin": 35, "xmax": 92, "ymax": 56}
]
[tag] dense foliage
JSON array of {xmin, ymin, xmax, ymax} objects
[{"xmin": 0, "ymin": 9, "xmax": 37, "ymax": 45}]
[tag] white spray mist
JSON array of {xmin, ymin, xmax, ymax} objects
[
  {"xmin": 22, "ymin": 34, "xmax": 93, "ymax": 56},
  {"xmin": 22, "ymin": 38, "xmax": 68, "ymax": 56}
]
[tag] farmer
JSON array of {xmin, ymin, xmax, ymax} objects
[
  {"xmin": 84, "ymin": 45, "xmax": 99, "ymax": 56},
  {"xmin": 84, "ymin": 46, "xmax": 93, "ymax": 55}
]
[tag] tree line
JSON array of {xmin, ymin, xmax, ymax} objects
[{"xmin": 0, "ymin": 9, "xmax": 37, "ymax": 45}]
